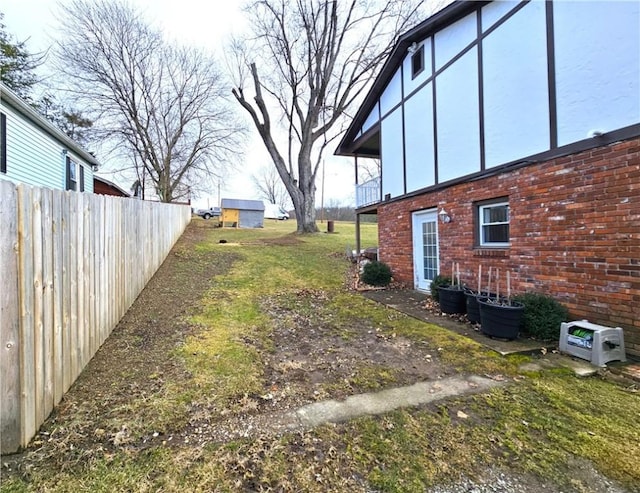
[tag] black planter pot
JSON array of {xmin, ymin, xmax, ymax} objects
[
  {"xmin": 438, "ymin": 286, "xmax": 467, "ymax": 314},
  {"xmin": 465, "ymin": 291, "xmax": 498, "ymax": 324},
  {"xmin": 477, "ymin": 297, "xmax": 524, "ymax": 340},
  {"xmin": 465, "ymin": 291, "xmax": 481, "ymax": 323}
]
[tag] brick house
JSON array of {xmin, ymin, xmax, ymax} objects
[{"xmin": 335, "ymin": 1, "xmax": 640, "ymax": 356}]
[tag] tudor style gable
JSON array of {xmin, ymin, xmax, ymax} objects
[{"xmin": 337, "ymin": 0, "xmax": 640, "ymax": 207}]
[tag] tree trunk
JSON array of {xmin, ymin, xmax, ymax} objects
[
  {"xmin": 291, "ymin": 147, "xmax": 318, "ymax": 233},
  {"xmin": 293, "ymin": 185, "xmax": 318, "ymax": 233}
]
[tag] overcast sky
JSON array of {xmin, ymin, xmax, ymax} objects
[{"xmin": 2, "ymin": 0, "xmax": 356, "ymax": 208}]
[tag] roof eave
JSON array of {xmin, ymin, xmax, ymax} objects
[
  {"xmin": 93, "ymin": 175, "xmax": 131, "ymax": 196},
  {"xmin": 335, "ymin": 0, "xmax": 488, "ymax": 156},
  {"xmin": 1, "ymin": 82, "xmax": 101, "ymax": 167}
]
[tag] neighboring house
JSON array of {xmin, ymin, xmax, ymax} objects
[
  {"xmin": 0, "ymin": 82, "xmax": 99, "ymax": 192},
  {"xmin": 336, "ymin": 1, "xmax": 640, "ymax": 356},
  {"xmin": 93, "ymin": 175, "xmax": 130, "ymax": 197},
  {"xmin": 221, "ymin": 198, "xmax": 265, "ymax": 228}
]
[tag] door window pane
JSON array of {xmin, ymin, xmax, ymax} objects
[{"xmin": 422, "ymin": 221, "xmax": 438, "ymax": 280}]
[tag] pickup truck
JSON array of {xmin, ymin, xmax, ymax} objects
[{"xmin": 195, "ymin": 207, "xmax": 221, "ymax": 219}]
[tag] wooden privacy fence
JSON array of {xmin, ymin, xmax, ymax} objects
[{"xmin": 0, "ymin": 181, "xmax": 191, "ymax": 454}]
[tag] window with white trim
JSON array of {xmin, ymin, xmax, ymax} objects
[
  {"xmin": 66, "ymin": 156, "xmax": 84, "ymax": 191},
  {"xmin": 478, "ymin": 201, "xmax": 510, "ymax": 247}
]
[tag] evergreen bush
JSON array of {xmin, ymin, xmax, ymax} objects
[
  {"xmin": 430, "ymin": 275, "xmax": 452, "ymax": 301},
  {"xmin": 361, "ymin": 260, "xmax": 392, "ymax": 287},
  {"xmin": 512, "ymin": 292, "xmax": 569, "ymax": 340}
]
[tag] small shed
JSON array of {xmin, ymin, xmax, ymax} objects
[
  {"xmin": 93, "ymin": 175, "xmax": 130, "ymax": 197},
  {"xmin": 221, "ymin": 198, "xmax": 265, "ymax": 228}
]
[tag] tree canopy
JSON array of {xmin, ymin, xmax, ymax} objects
[
  {"xmin": 54, "ymin": 0, "xmax": 245, "ymax": 202},
  {"xmin": 0, "ymin": 12, "xmax": 42, "ymax": 98}
]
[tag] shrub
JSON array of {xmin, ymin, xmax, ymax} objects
[
  {"xmin": 430, "ymin": 275, "xmax": 452, "ymax": 301},
  {"xmin": 512, "ymin": 292, "xmax": 569, "ymax": 340},
  {"xmin": 361, "ymin": 260, "xmax": 392, "ymax": 287}
]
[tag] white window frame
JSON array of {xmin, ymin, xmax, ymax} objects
[
  {"xmin": 479, "ymin": 201, "xmax": 510, "ymax": 247},
  {"xmin": 68, "ymin": 159, "xmax": 77, "ymax": 191}
]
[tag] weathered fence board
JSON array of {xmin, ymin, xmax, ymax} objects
[
  {"xmin": 0, "ymin": 181, "xmax": 20, "ymax": 453},
  {"xmin": 18, "ymin": 184, "xmax": 37, "ymax": 447},
  {"xmin": 1, "ymin": 183, "xmax": 190, "ymax": 454}
]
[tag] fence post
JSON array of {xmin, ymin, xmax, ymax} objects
[{"xmin": 1, "ymin": 181, "xmax": 21, "ymax": 453}]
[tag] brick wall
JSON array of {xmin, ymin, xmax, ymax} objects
[{"xmin": 377, "ymin": 137, "xmax": 640, "ymax": 356}]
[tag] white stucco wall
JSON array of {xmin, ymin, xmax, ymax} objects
[
  {"xmin": 436, "ymin": 47, "xmax": 480, "ymax": 183},
  {"xmin": 554, "ymin": 1, "xmax": 640, "ymax": 146},
  {"xmin": 381, "ymin": 107, "xmax": 404, "ymax": 199},
  {"xmin": 362, "ymin": 104, "xmax": 380, "ymax": 134},
  {"xmin": 404, "ymin": 85, "xmax": 435, "ymax": 192},
  {"xmin": 481, "ymin": 0, "xmax": 520, "ymax": 32},
  {"xmin": 379, "ymin": 69, "xmax": 403, "ymax": 118},
  {"xmin": 483, "ymin": 0, "xmax": 550, "ymax": 168},
  {"xmin": 434, "ymin": 11, "xmax": 477, "ymax": 71}
]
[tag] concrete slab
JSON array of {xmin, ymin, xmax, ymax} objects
[
  {"xmin": 518, "ymin": 353, "xmax": 599, "ymax": 377},
  {"xmin": 290, "ymin": 375, "xmax": 502, "ymax": 428},
  {"xmin": 553, "ymin": 355, "xmax": 599, "ymax": 377}
]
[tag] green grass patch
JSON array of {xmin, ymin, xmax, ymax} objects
[{"xmin": 472, "ymin": 375, "xmax": 640, "ymax": 488}]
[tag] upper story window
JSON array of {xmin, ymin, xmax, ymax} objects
[
  {"xmin": 477, "ymin": 200, "xmax": 510, "ymax": 247},
  {"xmin": 1, "ymin": 112, "xmax": 6, "ymax": 174},
  {"xmin": 411, "ymin": 44, "xmax": 425, "ymax": 79},
  {"xmin": 66, "ymin": 155, "xmax": 84, "ymax": 191}
]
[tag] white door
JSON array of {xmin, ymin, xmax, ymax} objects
[{"xmin": 412, "ymin": 209, "xmax": 439, "ymax": 292}]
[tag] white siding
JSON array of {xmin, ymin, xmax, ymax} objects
[
  {"xmin": 483, "ymin": 1, "xmax": 549, "ymax": 168},
  {"xmin": 379, "ymin": 69, "xmax": 403, "ymax": 117},
  {"xmin": 436, "ymin": 48, "xmax": 480, "ymax": 183},
  {"xmin": 405, "ymin": 84, "xmax": 435, "ymax": 192},
  {"xmin": 3, "ymin": 106, "xmax": 62, "ymax": 189},
  {"xmin": 554, "ymin": 1, "xmax": 640, "ymax": 146},
  {"xmin": 1, "ymin": 103, "xmax": 94, "ymax": 192},
  {"xmin": 435, "ymin": 11, "xmax": 477, "ymax": 71},
  {"xmin": 403, "ymin": 37, "xmax": 433, "ymax": 98},
  {"xmin": 381, "ymin": 107, "xmax": 404, "ymax": 199}
]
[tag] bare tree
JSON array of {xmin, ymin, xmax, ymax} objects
[
  {"xmin": 359, "ymin": 158, "xmax": 382, "ymax": 183},
  {"xmin": 54, "ymin": 0, "xmax": 244, "ymax": 202},
  {"xmin": 252, "ymin": 165, "xmax": 291, "ymax": 207},
  {"xmin": 231, "ymin": 0, "xmax": 425, "ymax": 232}
]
